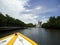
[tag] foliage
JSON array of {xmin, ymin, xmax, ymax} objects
[
  {"xmin": 26, "ymin": 23, "xmax": 36, "ymax": 27},
  {"xmin": 0, "ymin": 12, "xmax": 35, "ymax": 27},
  {"xmin": 42, "ymin": 16, "xmax": 60, "ymax": 29}
]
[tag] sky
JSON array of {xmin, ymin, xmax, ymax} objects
[{"xmin": 0, "ymin": 0, "xmax": 60, "ymax": 24}]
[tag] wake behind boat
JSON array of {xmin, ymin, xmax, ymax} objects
[{"xmin": 0, "ymin": 32, "xmax": 38, "ymax": 45}]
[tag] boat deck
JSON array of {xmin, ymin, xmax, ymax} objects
[{"xmin": 0, "ymin": 32, "xmax": 38, "ymax": 45}]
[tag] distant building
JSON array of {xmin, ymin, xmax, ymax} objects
[{"xmin": 36, "ymin": 21, "xmax": 42, "ymax": 28}]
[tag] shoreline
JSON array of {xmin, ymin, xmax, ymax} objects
[
  {"xmin": 0, "ymin": 27, "xmax": 27, "ymax": 30},
  {"xmin": 42, "ymin": 28, "xmax": 60, "ymax": 30}
]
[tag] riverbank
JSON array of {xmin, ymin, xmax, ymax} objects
[
  {"xmin": 0, "ymin": 27, "xmax": 27, "ymax": 30},
  {"xmin": 42, "ymin": 27, "xmax": 60, "ymax": 30}
]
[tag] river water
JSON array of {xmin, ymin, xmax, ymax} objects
[{"xmin": 0, "ymin": 28, "xmax": 60, "ymax": 45}]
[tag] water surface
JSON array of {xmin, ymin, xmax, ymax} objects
[{"xmin": 0, "ymin": 28, "xmax": 60, "ymax": 45}]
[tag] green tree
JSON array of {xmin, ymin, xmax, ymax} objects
[
  {"xmin": 42, "ymin": 16, "xmax": 60, "ymax": 29},
  {"xmin": 0, "ymin": 13, "xmax": 6, "ymax": 27},
  {"xmin": 26, "ymin": 23, "xmax": 36, "ymax": 27},
  {"xmin": 0, "ymin": 12, "xmax": 27, "ymax": 27}
]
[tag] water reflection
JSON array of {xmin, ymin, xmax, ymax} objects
[{"xmin": 0, "ymin": 28, "xmax": 60, "ymax": 45}]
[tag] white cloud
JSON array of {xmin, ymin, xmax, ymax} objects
[
  {"xmin": 0, "ymin": 0, "xmax": 50, "ymax": 24},
  {"xmin": 41, "ymin": 16, "xmax": 46, "ymax": 19},
  {"xmin": 0, "ymin": 0, "xmax": 29, "ymax": 15},
  {"xmin": 0, "ymin": 0, "xmax": 40, "ymax": 24},
  {"xmin": 41, "ymin": 18, "xmax": 48, "ymax": 24},
  {"xmin": 19, "ymin": 14, "xmax": 38, "ymax": 24},
  {"xmin": 27, "ymin": 6, "xmax": 58, "ymax": 16},
  {"xmin": 25, "ymin": 6, "xmax": 43, "ymax": 15},
  {"xmin": 35, "ymin": 6, "xmax": 42, "ymax": 10},
  {"xmin": 0, "ymin": 0, "xmax": 39, "ymax": 24},
  {"xmin": 25, "ymin": 9, "xmax": 32, "ymax": 12},
  {"xmin": 19, "ymin": 14, "xmax": 38, "ymax": 20}
]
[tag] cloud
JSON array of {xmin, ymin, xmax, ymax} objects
[
  {"xmin": 0, "ymin": 0, "xmax": 39, "ymax": 24},
  {"xmin": 22, "ymin": 6, "xmax": 43, "ymax": 15},
  {"xmin": 19, "ymin": 14, "xmax": 38, "ymax": 24},
  {"xmin": 41, "ymin": 16, "xmax": 46, "ymax": 19},
  {"xmin": 0, "ymin": 0, "xmax": 29, "ymax": 14},
  {"xmin": 41, "ymin": 18, "xmax": 48, "ymax": 24},
  {"xmin": 0, "ymin": 0, "xmax": 59, "ymax": 24},
  {"xmin": 35, "ymin": 6, "xmax": 42, "ymax": 10}
]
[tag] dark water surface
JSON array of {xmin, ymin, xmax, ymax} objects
[{"xmin": 0, "ymin": 28, "xmax": 60, "ymax": 45}]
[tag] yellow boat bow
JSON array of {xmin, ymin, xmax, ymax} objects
[{"xmin": 0, "ymin": 32, "xmax": 38, "ymax": 45}]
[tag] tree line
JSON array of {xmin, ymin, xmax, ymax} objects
[
  {"xmin": 0, "ymin": 13, "xmax": 35, "ymax": 27},
  {"xmin": 42, "ymin": 16, "xmax": 60, "ymax": 29}
]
